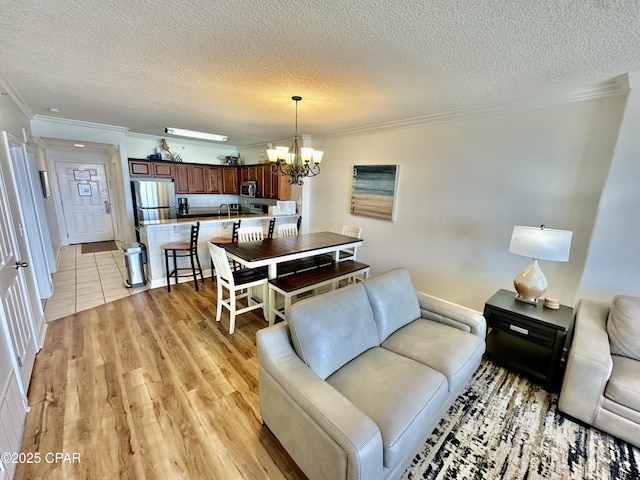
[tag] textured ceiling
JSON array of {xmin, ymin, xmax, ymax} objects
[{"xmin": 1, "ymin": 0, "xmax": 640, "ymax": 147}]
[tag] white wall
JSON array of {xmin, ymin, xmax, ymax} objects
[
  {"xmin": 125, "ymin": 132, "xmax": 238, "ymax": 164},
  {"xmin": 309, "ymin": 95, "xmax": 627, "ymax": 310},
  {"xmin": 577, "ymin": 74, "xmax": 640, "ymax": 302}
]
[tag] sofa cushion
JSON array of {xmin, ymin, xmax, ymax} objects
[
  {"xmin": 381, "ymin": 319, "xmax": 485, "ymax": 393},
  {"xmin": 607, "ymin": 295, "xmax": 640, "ymax": 361},
  {"xmin": 605, "ymin": 354, "xmax": 640, "ymax": 412},
  {"xmin": 326, "ymin": 347, "xmax": 448, "ymax": 469},
  {"xmin": 363, "ymin": 267, "xmax": 421, "ymax": 342},
  {"xmin": 288, "ymin": 284, "xmax": 380, "ymax": 380}
]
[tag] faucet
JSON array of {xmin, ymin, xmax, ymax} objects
[{"xmin": 218, "ymin": 204, "xmax": 231, "ymax": 217}]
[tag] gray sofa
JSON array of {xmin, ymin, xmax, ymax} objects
[
  {"xmin": 559, "ymin": 296, "xmax": 640, "ymax": 448},
  {"xmin": 256, "ymin": 268, "xmax": 486, "ymax": 480}
]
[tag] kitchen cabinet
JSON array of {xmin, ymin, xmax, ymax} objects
[
  {"xmin": 129, "ymin": 159, "xmax": 174, "ymax": 178},
  {"xmin": 129, "ymin": 160, "xmax": 152, "ymax": 177},
  {"xmin": 128, "ymin": 159, "xmax": 241, "ymax": 195},
  {"xmin": 175, "ymin": 164, "xmax": 206, "ymax": 194},
  {"xmin": 174, "ymin": 164, "xmax": 191, "ymax": 193},
  {"xmin": 152, "ymin": 162, "xmax": 174, "ymax": 178},
  {"xmin": 240, "ymin": 164, "xmax": 290, "ymax": 199},
  {"xmin": 191, "ymin": 165, "xmax": 206, "ymax": 193},
  {"xmin": 207, "ymin": 166, "xmax": 222, "ymax": 193},
  {"xmin": 221, "ymin": 166, "xmax": 238, "ymax": 194},
  {"xmin": 258, "ymin": 164, "xmax": 291, "ymax": 200},
  {"xmin": 271, "ymin": 172, "xmax": 292, "ymax": 200},
  {"xmin": 240, "ymin": 165, "xmax": 258, "ymax": 182}
]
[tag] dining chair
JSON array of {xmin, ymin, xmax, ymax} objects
[
  {"xmin": 277, "ymin": 223, "xmax": 298, "ymax": 238},
  {"xmin": 339, "ymin": 225, "xmax": 362, "ymax": 261},
  {"xmin": 237, "ymin": 226, "xmax": 264, "ymax": 243},
  {"xmin": 207, "ymin": 242, "xmax": 268, "ymax": 334},
  {"xmin": 267, "ymin": 218, "xmax": 276, "ymax": 239},
  {"xmin": 209, "ymin": 219, "xmax": 241, "ymax": 281},
  {"xmin": 162, "ymin": 222, "xmax": 204, "ymax": 292}
]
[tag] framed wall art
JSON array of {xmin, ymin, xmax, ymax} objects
[{"xmin": 350, "ymin": 165, "xmax": 399, "ymax": 221}]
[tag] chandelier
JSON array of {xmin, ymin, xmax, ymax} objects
[{"xmin": 267, "ymin": 96, "xmax": 323, "ymax": 185}]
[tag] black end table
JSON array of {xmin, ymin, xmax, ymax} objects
[{"xmin": 483, "ymin": 289, "xmax": 574, "ymax": 391}]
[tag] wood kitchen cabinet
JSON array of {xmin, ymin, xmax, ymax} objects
[
  {"xmin": 129, "ymin": 160, "xmax": 152, "ymax": 177},
  {"xmin": 259, "ymin": 164, "xmax": 291, "ymax": 200},
  {"xmin": 221, "ymin": 166, "xmax": 239, "ymax": 194},
  {"xmin": 271, "ymin": 172, "xmax": 292, "ymax": 200},
  {"xmin": 129, "ymin": 159, "xmax": 174, "ymax": 178},
  {"xmin": 175, "ymin": 164, "xmax": 206, "ymax": 194},
  {"xmin": 152, "ymin": 162, "xmax": 174, "ymax": 178},
  {"xmin": 174, "ymin": 164, "xmax": 191, "ymax": 193},
  {"xmin": 191, "ymin": 165, "xmax": 206, "ymax": 193},
  {"xmin": 128, "ymin": 158, "xmax": 242, "ymax": 195},
  {"xmin": 240, "ymin": 165, "xmax": 258, "ymax": 182},
  {"xmin": 207, "ymin": 166, "xmax": 222, "ymax": 193},
  {"xmin": 240, "ymin": 164, "xmax": 290, "ymax": 199}
]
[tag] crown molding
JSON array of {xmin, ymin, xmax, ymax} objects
[
  {"xmin": 324, "ymin": 79, "xmax": 628, "ymax": 139},
  {"xmin": 32, "ymin": 115, "xmax": 129, "ymax": 133},
  {"xmin": 616, "ymin": 71, "xmax": 640, "ymax": 91},
  {"xmin": 0, "ymin": 76, "xmax": 35, "ymax": 120}
]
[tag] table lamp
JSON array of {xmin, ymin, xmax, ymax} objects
[{"xmin": 508, "ymin": 225, "xmax": 572, "ymax": 304}]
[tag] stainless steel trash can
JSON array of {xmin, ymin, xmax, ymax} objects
[{"xmin": 122, "ymin": 242, "xmax": 147, "ymax": 288}]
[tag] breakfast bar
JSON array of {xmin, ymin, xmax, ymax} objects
[{"xmin": 138, "ymin": 213, "xmax": 299, "ymax": 289}]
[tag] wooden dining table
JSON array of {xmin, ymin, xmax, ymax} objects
[
  {"xmin": 218, "ymin": 231, "xmax": 364, "ymax": 279},
  {"xmin": 216, "ymin": 231, "xmax": 364, "ymax": 323}
]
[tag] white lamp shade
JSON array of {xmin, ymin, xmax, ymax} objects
[{"xmin": 508, "ymin": 226, "xmax": 572, "ymax": 262}]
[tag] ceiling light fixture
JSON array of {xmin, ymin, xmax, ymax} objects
[
  {"xmin": 47, "ymin": 107, "xmax": 61, "ymax": 113},
  {"xmin": 164, "ymin": 127, "xmax": 228, "ymax": 142},
  {"xmin": 267, "ymin": 96, "xmax": 322, "ymax": 186},
  {"xmin": 74, "ymin": 143, "xmax": 85, "ymax": 148}
]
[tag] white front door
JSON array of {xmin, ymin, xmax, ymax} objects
[{"xmin": 56, "ymin": 161, "xmax": 114, "ymax": 244}]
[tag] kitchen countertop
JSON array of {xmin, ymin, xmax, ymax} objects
[
  {"xmin": 139, "ymin": 212, "xmax": 297, "ymax": 227},
  {"xmin": 177, "ymin": 207, "xmax": 245, "ymax": 218}
]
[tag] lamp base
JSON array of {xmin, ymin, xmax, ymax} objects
[
  {"xmin": 514, "ymin": 294, "xmax": 539, "ymax": 305},
  {"xmin": 513, "ymin": 259, "xmax": 547, "ymax": 305}
]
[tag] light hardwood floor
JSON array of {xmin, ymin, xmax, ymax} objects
[{"xmin": 16, "ymin": 281, "xmax": 306, "ymax": 480}]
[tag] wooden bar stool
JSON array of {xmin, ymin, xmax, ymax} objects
[
  {"xmin": 209, "ymin": 219, "xmax": 241, "ymax": 281},
  {"xmin": 163, "ymin": 222, "xmax": 204, "ymax": 292}
]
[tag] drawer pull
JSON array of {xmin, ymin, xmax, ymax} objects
[{"xmin": 510, "ymin": 324, "xmax": 529, "ymax": 335}]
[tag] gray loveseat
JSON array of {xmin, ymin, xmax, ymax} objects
[
  {"xmin": 559, "ymin": 295, "xmax": 640, "ymax": 448},
  {"xmin": 257, "ymin": 268, "xmax": 486, "ymax": 480}
]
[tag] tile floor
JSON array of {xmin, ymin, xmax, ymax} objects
[{"xmin": 43, "ymin": 242, "xmax": 149, "ymax": 322}]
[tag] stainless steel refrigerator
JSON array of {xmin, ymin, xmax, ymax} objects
[{"xmin": 132, "ymin": 180, "xmax": 177, "ymax": 224}]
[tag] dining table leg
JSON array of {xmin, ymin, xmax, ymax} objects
[{"xmin": 266, "ymin": 263, "xmax": 279, "ymax": 323}]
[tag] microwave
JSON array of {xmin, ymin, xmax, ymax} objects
[{"xmin": 240, "ymin": 181, "xmax": 257, "ymax": 197}]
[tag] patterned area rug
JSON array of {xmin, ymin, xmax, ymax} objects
[
  {"xmin": 81, "ymin": 240, "xmax": 118, "ymax": 254},
  {"xmin": 402, "ymin": 359, "xmax": 640, "ymax": 480}
]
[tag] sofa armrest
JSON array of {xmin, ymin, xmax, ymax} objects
[
  {"xmin": 558, "ymin": 299, "xmax": 613, "ymax": 425},
  {"xmin": 257, "ymin": 323, "xmax": 383, "ymax": 480},
  {"xmin": 416, "ymin": 291, "xmax": 487, "ymax": 338}
]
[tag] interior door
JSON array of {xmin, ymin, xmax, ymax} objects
[
  {"xmin": 9, "ymin": 143, "xmax": 54, "ymax": 298},
  {"xmin": 0, "ymin": 132, "xmax": 39, "ymax": 408},
  {"xmin": 56, "ymin": 161, "xmax": 114, "ymax": 244},
  {"xmin": 0, "ymin": 132, "xmax": 39, "ymax": 479}
]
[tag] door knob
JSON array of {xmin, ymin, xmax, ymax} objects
[{"xmin": 15, "ymin": 261, "xmax": 28, "ymax": 269}]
